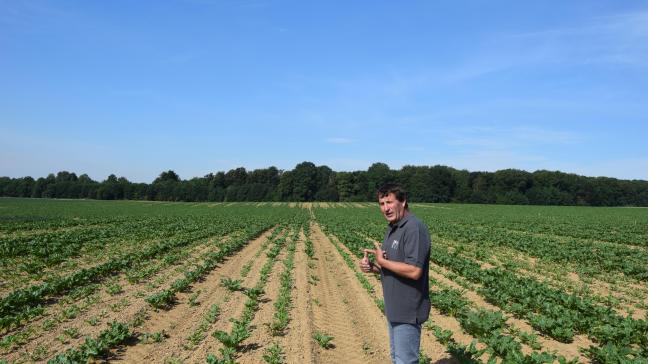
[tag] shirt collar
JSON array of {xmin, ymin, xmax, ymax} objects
[{"xmin": 389, "ymin": 212, "xmax": 412, "ymax": 229}]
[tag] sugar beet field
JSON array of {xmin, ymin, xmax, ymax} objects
[{"xmin": 0, "ymin": 199, "xmax": 647, "ymax": 364}]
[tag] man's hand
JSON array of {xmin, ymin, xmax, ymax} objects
[
  {"xmin": 359, "ymin": 250, "xmax": 373, "ymax": 273},
  {"xmin": 360, "ymin": 242, "xmax": 386, "ymax": 274},
  {"xmin": 365, "ymin": 241, "xmax": 422, "ymax": 280},
  {"xmin": 364, "ymin": 241, "xmax": 387, "ymax": 265}
]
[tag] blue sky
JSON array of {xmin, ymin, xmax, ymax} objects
[{"xmin": 1, "ymin": 1, "xmax": 647, "ymax": 182}]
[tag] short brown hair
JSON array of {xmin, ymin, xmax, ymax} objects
[{"xmin": 377, "ymin": 183, "xmax": 408, "ymax": 209}]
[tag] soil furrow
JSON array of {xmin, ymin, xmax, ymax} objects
[
  {"xmin": 114, "ymin": 227, "xmax": 279, "ymax": 363},
  {"xmin": 428, "ymin": 262, "xmax": 590, "ymax": 362},
  {"xmin": 309, "ymin": 223, "xmax": 390, "ymax": 364},
  {"xmin": 1, "ymin": 230, "xmax": 239, "ymax": 362},
  {"xmin": 281, "ymin": 230, "xmax": 315, "ymax": 363},
  {"xmin": 233, "ymin": 236, "xmax": 294, "ymax": 364}
]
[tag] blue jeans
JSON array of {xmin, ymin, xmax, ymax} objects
[{"xmin": 387, "ymin": 321, "xmax": 421, "ymax": 364}]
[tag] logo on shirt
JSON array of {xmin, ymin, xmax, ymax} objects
[{"xmin": 391, "ymin": 239, "xmax": 399, "ymax": 250}]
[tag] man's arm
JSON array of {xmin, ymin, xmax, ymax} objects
[
  {"xmin": 363, "ymin": 244, "xmax": 423, "ymax": 280},
  {"xmin": 376, "ymin": 259, "xmax": 422, "ymax": 280},
  {"xmin": 367, "ymin": 261, "xmax": 382, "ymax": 274}
]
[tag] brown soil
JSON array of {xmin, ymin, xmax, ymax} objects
[
  {"xmin": 428, "ymin": 262, "xmax": 590, "ymax": 362},
  {"xmin": 427, "ymin": 305, "xmax": 488, "ymax": 361},
  {"xmin": 281, "ymin": 230, "xmax": 314, "ymax": 363},
  {"xmin": 2, "ymin": 225, "xmax": 228, "ymax": 296},
  {"xmin": 8, "ymin": 216, "xmax": 627, "ymax": 364},
  {"xmin": 307, "ymin": 223, "xmax": 390, "ymax": 363},
  {"xmin": 0, "ymin": 232, "xmax": 224, "ymax": 360},
  {"xmin": 514, "ymin": 258, "xmax": 648, "ymax": 320},
  {"xmin": 115, "ymin": 228, "xmax": 281, "ymax": 363},
  {"xmin": 438, "ymin": 234, "xmax": 648, "ymax": 322},
  {"xmin": 233, "ymin": 237, "xmax": 293, "ymax": 363},
  {"xmin": 3, "ymin": 228, "xmax": 277, "ymax": 363}
]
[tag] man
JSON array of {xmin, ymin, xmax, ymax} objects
[{"xmin": 359, "ymin": 183, "xmax": 431, "ymax": 364}]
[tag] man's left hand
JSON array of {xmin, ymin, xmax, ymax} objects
[{"xmin": 364, "ymin": 241, "xmax": 387, "ymax": 266}]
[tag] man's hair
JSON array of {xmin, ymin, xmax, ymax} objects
[{"xmin": 377, "ymin": 183, "xmax": 409, "ymax": 210}]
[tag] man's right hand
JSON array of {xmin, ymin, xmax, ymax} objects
[{"xmin": 359, "ymin": 250, "xmax": 372, "ymax": 273}]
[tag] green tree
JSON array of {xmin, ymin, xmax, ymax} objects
[
  {"xmin": 154, "ymin": 170, "xmax": 180, "ymax": 183},
  {"xmin": 291, "ymin": 162, "xmax": 318, "ymax": 201},
  {"xmin": 335, "ymin": 172, "xmax": 353, "ymax": 201},
  {"xmin": 152, "ymin": 170, "xmax": 181, "ymax": 201},
  {"xmin": 366, "ymin": 163, "xmax": 394, "ymax": 199},
  {"xmin": 277, "ymin": 170, "xmax": 294, "ymax": 201}
]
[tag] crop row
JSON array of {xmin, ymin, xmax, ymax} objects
[
  {"xmin": 429, "ymin": 244, "xmax": 648, "ymax": 361},
  {"xmin": 429, "ymin": 219, "xmax": 648, "ymax": 281},
  {"xmin": 428, "ymin": 277, "xmax": 579, "ymax": 363},
  {"xmin": 0, "ymin": 219, "xmax": 209, "ymax": 287},
  {"xmin": 316, "ymin": 217, "xmax": 509, "ymax": 362},
  {"xmin": 0, "ymin": 216, "xmax": 154, "ymax": 258},
  {"xmin": 0, "ymin": 216, "xmax": 273, "ymax": 331},
  {"xmin": 329, "ymin": 207, "xmax": 648, "ymax": 362},
  {"xmin": 319, "ymin": 205, "xmax": 648, "ymax": 281},
  {"xmin": 268, "ymin": 225, "xmax": 299, "ymax": 336},
  {"xmin": 314, "ymin": 207, "xmax": 648, "ymax": 363},
  {"xmin": 0, "ymin": 213, "xmax": 126, "ymax": 234},
  {"xmin": 318, "ymin": 208, "xmax": 648, "ymax": 343},
  {"xmin": 411, "ymin": 203, "xmax": 648, "ymax": 248},
  {"xmin": 208, "ymin": 223, "xmax": 290, "ymax": 363},
  {"xmin": 318, "ymin": 223, "xmax": 547, "ymax": 363},
  {"xmin": 145, "ymin": 224, "xmax": 272, "ymax": 309},
  {"xmin": 46, "ymin": 321, "xmax": 132, "ymax": 364},
  {"xmin": 319, "ymin": 230, "xmax": 385, "ymax": 312},
  {"xmin": 184, "ymin": 224, "xmax": 293, "ymax": 352}
]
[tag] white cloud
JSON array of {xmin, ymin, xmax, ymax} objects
[
  {"xmin": 502, "ymin": 10, "xmax": 648, "ymax": 68},
  {"xmin": 306, "ymin": 11, "xmax": 648, "ymax": 108},
  {"xmin": 372, "ymin": 10, "xmax": 648, "ymax": 97},
  {"xmin": 0, "ymin": 1, "xmax": 71, "ymax": 28},
  {"xmin": 511, "ymin": 126, "xmax": 582, "ymax": 144},
  {"xmin": 443, "ymin": 125, "xmax": 581, "ymax": 149}
]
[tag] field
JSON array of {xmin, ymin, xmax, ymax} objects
[{"xmin": 1, "ymin": 198, "xmax": 647, "ymax": 364}]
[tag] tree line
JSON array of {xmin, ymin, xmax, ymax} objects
[{"xmin": 2, "ymin": 162, "xmax": 647, "ymax": 206}]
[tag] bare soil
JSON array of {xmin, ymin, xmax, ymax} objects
[
  {"xmin": 428, "ymin": 262, "xmax": 591, "ymax": 362},
  {"xmin": 0, "ymin": 231, "xmax": 234, "ymax": 362},
  {"xmin": 115, "ymin": 228, "xmax": 280, "ymax": 363},
  {"xmin": 281, "ymin": 230, "xmax": 314, "ymax": 363},
  {"xmin": 7, "ymin": 219, "xmax": 631, "ymax": 364}
]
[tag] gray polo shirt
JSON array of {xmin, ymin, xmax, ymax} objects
[{"xmin": 380, "ymin": 213, "xmax": 431, "ymax": 324}]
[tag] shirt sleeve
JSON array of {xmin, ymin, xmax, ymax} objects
[{"xmin": 403, "ymin": 222, "xmax": 430, "ymax": 268}]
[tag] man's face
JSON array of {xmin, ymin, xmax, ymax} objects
[{"xmin": 378, "ymin": 192, "xmax": 407, "ymax": 224}]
